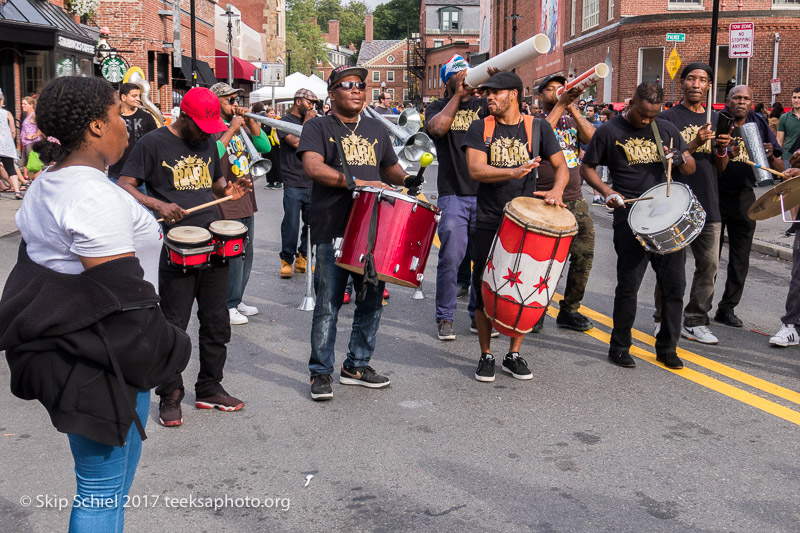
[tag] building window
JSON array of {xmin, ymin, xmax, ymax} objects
[
  {"xmin": 387, "ymin": 55, "xmax": 395, "ymax": 63},
  {"xmin": 387, "ymin": 88, "xmax": 395, "ymax": 102},
  {"xmin": 433, "ymin": 39, "xmax": 444, "ymax": 48},
  {"xmin": 403, "ymin": 50, "xmax": 407, "ymax": 63},
  {"xmin": 773, "ymin": 0, "xmax": 800, "ymax": 5},
  {"xmin": 403, "ymin": 88, "xmax": 409, "ymax": 102},
  {"xmin": 373, "ymin": 89, "xmax": 380, "ymax": 102},
  {"xmin": 668, "ymin": 0, "xmax": 702, "ymax": 5},
  {"xmin": 638, "ymin": 47, "xmax": 665, "ymax": 85},
  {"xmin": 428, "ymin": 66, "xmax": 432, "ymax": 89},
  {"xmin": 582, "ymin": 0, "xmax": 600, "ymax": 30},
  {"xmin": 403, "ymin": 70, "xmax": 408, "ymax": 82},
  {"xmin": 24, "ymin": 51, "xmax": 50, "ymax": 97},
  {"xmin": 715, "ymin": 46, "xmax": 749, "ymax": 102},
  {"xmin": 372, "ymin": 70, "xmax": 380, "ymax": 82},
  {"xmin": 440, "ymin": 7, "xmax": 461, "ymax": 31},
  {"xmin": 387, "ymin": 70, "xmax": 395, "ymax": 82},
  {"xmin": 608, "ymin": 0, "xmax": 614, "ymax": 19},
  {"xmin": 570, "ymin": 0, "xmax": 576, "ymax": 36}
]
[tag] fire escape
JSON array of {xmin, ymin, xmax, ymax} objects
[{"xmin": 406, "ymin": 26, "xmax": 424, "ymax": 104}]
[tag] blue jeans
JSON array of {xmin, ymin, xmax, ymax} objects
[
  {"xmin": 309, "ymin": 243, "xmax": 385, "ymax": 376},
  {"xmin": 108, "ymin": 176, "xmax": 147, "ymax": 196},
  {"xmin": 226, "ymin": 215, "xmax": 255, "ymax": 309},
  {"xmin": 280, "ymin": 187, "xmax": 310, "ymax": 263},
  {"xmin": 67, "ymin": 389, "xmax": 150, "ymax": 533},
  {"xmin": 435, "ymin": 195, "xmax": 477, "ymax": 322}
]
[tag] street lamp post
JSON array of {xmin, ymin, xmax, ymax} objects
[
  {"xmin": 505, "ymin": 14, "xmax": 524, "ymax": 47},
  {"xmin": 225, "ymin": 4, "xmax": 239, "ymax": 86},
  {"xmin": 190, "ymin": 0, "xmax": 197, "ymax": 87},
  {"xmin": 286, "ymin": 49, "xmax": 292, "ymax": 75}
]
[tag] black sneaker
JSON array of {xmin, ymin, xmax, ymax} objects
[
  {"xmin": 437, "ymin": 320, "xmax": 456, "ymax": 340},
  {"xmin": 656, "ymin": 352, "xmax": 684, "ymax": 369},
  {"xmin": 456, "ymin": 284, "xmax": 469, "ymax": 298},
  {"xmin": 470, "ymin": 317, "xmax": 499, "ymax": 337},
  {"xmin": 195, "ymin": 389, "xmax": 245, "ymax": 411},
  {"xmin": 475, "ymin": 353, "xmax": 495, "ymax": 382},
  {"xmin": 608, "ymin": 349, "xmax": 636, "ymax": 368},
  {"xmin": 159, "ymin": 388, "xmax": 185, "ymax": 427},
  {"xmin": 310, "ymin": 374, "xmax": 333, "ymax": 401},
  {"xmin": 501, "ymin": 352, "xmax": 532, "ymax": 380},
  {"xmin": 532, "ymin": 315, "xmax": 545, "ymax": 333},
  {"xmin": 340, "ymin": 365, "xmax": 391, "ymax": 388},
  {"xmin": 556, "ymin": 310, "xmax": 594, "ymax": 331},
  {"xmin": 714, "ymin": 310, "xmax": 743, "ymax": 328}
]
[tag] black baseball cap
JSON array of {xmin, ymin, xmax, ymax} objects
[
  {"xmin": 479, "ymin": 71, "xmax": 524, "ymax": 93},
  {"xmin": 327, "ymin": 65, "xmax": 368, "ymax": 90},
  {"xmin": 537, "ymin": 74, "xmax": 567, "ymax": 93}
]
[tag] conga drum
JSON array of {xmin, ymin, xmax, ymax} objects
[
  {"xmin": 164, "ymin": 226, "xmax": 216, "ymax": 269},
  {"xmin": 482, "ymin": 197, "xmax": 578, "ymax": 337}
]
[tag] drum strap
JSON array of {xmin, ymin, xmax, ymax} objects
[
  {"xmin": 650, "ymin": 122, "xmax": 669, "ymax": 175},
  {"xmin": 327, "ymin": 116, "xmax": 357, "ymax": 191},
  {"xmin": 355, "ymin": 195, "xmax": 381, "ymax": 302},
  {"xmin": 484, "ymin": 115, "xmax": 539, "ymax": 190}
]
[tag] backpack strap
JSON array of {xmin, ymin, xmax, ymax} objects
[
  {"xmin": 483, "ymin": 115, "xmax": 496, "ymax": 147},
  {"xmin": 523, "ymin": 114, "xmax": 535, "ymax": 155}
]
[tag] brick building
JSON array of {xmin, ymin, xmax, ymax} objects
[
  {"xmin": 232, "ymin": 0, "xmax": 286, "ymax": 63},
  {"xmin": 357, "ymin": 15, "xmax": 411, "ymax": 105},
  {"xmin": 317, "ymin": 20, "xmax": 357, "ymax": 83},
  {"xmin": 494, "ymin": 0, "xmax": 800, "ymax": 106}
]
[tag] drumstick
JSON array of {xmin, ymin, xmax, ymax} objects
[
  {"xmin": 156, "ymin": 196, "xmax": 233, "ymax": 222},
  {"xmin": 623, "ymin": 196, "xmax": 654, "ymax": 204},
  {"xmin": 706, "ymin": 83, "xmax": 713, "ymax": 152},
  {"xmin": 666, "ymin": 138, "xmax": 673, "ymax": 197},
  {"xmin": 743, "ymin": 160, "xmax": 787, "ymax": 180}
]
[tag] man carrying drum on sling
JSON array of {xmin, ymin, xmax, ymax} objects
[
  {"xmin": 580, "ymin": 82, "xmax": 696, "ymax": 370},
  {"xmin": 462, "ymin": 71, "xmax": 569, "ymax": 382}
]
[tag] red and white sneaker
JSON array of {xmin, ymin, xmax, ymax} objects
[
  {"xmin": 383, "ymin": 288, "xmax": 390, "ymax": 299},
  {"xmin": 343, "ymin": 291, "xmax": 351, "ymax": 304},
  {"xmin": 195, "ymin": 390, "xmax": 244, "ymax": 412}
]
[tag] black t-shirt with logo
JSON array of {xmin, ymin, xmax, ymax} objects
[
  {"xmin": 461, "ymin": 117, "xmax": 561, "ymax": 231},
  {"xmin": 534, "ymin": 112, "xmax": 583, "ymax": 202},
  {"xmin": 297, "ymin": 115, "xmax": 399, "ymax": 245},
  {"xmin": 121, "ymin": 126, "xmax": 223, "ymax": 231},
  {"xmin": 278, "ymin": 113, "xmax": 311, "ymax": 189},
  {"xmin": 660, "ymin": 104, "xmax": 720, "ymax": 222},
  {"xmin": 583, "ymin": 115, "xmax": 686, "ymax": 226},
  {"xmin": 425, "ymin": 96, "xmax": 488, "ymax": 196},
  {"xmin": 718, "ymin": 123, "xmax": 783, "ymax": 195},
  {"xmin": 108, "ymin": 108, "xmax": 158, "ymax": 178}
]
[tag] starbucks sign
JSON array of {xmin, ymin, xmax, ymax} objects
[
  {"xmin": 56, "ymin": 58, "xmax": 74, "ymax": 77},
  {"xmin": 102, "ymin": 57, "xmax": 127, "ymax": 83}
]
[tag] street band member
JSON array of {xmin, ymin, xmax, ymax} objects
[
  {"xmin": 119, "ymin": 87, "xmax": 252, "ymax": 426},
  {"xmin": 299, "ymin": 65, "xmax": 422, "ymax": 401},
  {"xmin": 580, "ymin": 82, "xmax": 696, "ymax": 370},
  {"xmin": 462, "ymin": 71, "xmax": 568, "ymax": 382}
]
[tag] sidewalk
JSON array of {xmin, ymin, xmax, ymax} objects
[{"xmin": 0, "ymin": 183, "xmax": 794, "ymax": 260}]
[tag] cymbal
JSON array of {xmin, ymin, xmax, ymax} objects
[{"xmin": 748, "ymin": 177, "xmax": 800, "ymax": 221}]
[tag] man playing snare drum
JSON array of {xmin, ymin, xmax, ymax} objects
[
  {"xmin": 580, "ymin": 82, "xmax": 696, "ymax": 370},
  {"xmin": 462, "ymin": 71, "xmax": 569, "ymax": 382}
]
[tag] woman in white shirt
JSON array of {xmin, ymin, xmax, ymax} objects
[{"xmin": 15, "ymin": 76, "xmax": 163, "ymax": 533}]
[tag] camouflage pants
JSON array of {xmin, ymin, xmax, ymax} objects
[{"xmin": 560, "ymin": 198, "xmax": 596, "ymax": 313}]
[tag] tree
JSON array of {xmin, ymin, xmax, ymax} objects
[
  {"xmin": 286, "ymin": 0, "xmax": 327, "ymax": 75},
  {"xmin": 339, "ymin": 1, "xmax": 369, "ymax": 49},
  {"xmin": 315, "ymin": 0, "xmax": 342, "ymax": 33},
  {"xmin": 373, "ymin": 0, "xmax": 420, "ymax": 40}
]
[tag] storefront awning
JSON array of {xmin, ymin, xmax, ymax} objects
[
  {"xmin": 214, "ymin": 49, "xmax": 258, "ymax": 81},
  {"xmin": 175, "ymin": 55, "xmax": 217, "ymax": 87},
  {"xmin": 0, "ymin": 0, "xmax": 95, "ymax": 50}
]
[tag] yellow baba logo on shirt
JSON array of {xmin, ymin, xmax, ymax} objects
[
  {"xmin": 162, "ymin": 155, "xmax": 213, "ymax": 191},
  {"xmin": 490, "ymin": 136, "xmax": 530, "ymax": 167},
  {"xmin": 615, "ymin": 137, "xmax": 662, "ymax": 165},
  {"xmin": 730, "ymin": 136, "xmax": 750, "ymax": 163},
  {"xmin": 680, "ymin": 125, "xmax": 712, "ymax": 154},
  {"xmin": 451, "ymin": 109, "xmax": 481, "ymax": 131},
  {"xmin": 329, "ymin": 133, "xmax": 378, "ymax": 166}
]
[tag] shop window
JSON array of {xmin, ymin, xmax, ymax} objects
[
  {"xmin": 25, "ymin": 51, "xmax": 50, "ymax": 96},
  {"xmin": 715, "ymin": 46, "xmax": 749, "ymax": 103},
  {"xmin": 638, "ymin": 47, "xmax": 664, "ymax": 85}
]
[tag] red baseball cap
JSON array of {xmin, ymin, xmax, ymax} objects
[{"xmin": 179, "ymin": 87, "xmax": 227, "ymax": 134}]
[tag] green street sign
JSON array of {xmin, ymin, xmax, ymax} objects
[{"xmin": 666, "ymin": 33, "xmax": 686, "ymax": 43}]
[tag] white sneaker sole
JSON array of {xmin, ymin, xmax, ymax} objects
[
  {"xmin": 438, "ymin": 333, "xmax": 456, "ymax": 340},
  {"xmin": 501, "ymin": 364, "xmax": 533, "ymax": 380},
  {"xmin": 680, "ymin": 329, "xmax": 718, "ymax": 345},
  {"xmin": 230, "ymin": 319, "xmax": 248, "ymax": 325},
  {"xmin": 339, "ymin": 376, "xmax": 391, "ymax": 388},
  {"xmin": 469, "ymin": 327, "xmax": 500, "ymax": 338},
  {"xmin": 475, "ymin": 373, "xmax": 495, "ymax": 382},
  {"xmin": 769, "ymin": 338, "xmax": 798, "ymax": 347},
  {"xmin": 237, "ymin": 309, "xmax": 259, "ymax": 316},
  {"xmin": 310, "ymin": 391, "xmax": 333, "ymax": 400},
  {"xmin": 195, "ymin": 401, "xmax": 243, "ymax": 411}
]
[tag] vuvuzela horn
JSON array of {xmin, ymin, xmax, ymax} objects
[
  {"xmin": 556, "ymin": 63, "xmax": 611, "ymax": 97},
  {"xmin": 464, "ymin": 34, "xmax": 552, "ymax": 88},
  {"xmin": 244, "ymin": 112, "xmax": 304, "ymax": 138}
]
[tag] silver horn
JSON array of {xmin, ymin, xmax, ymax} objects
[
  {"xmin": 244, "ymin": 112, "xmax": 304, "ymax": 138},
  {"xmin": 126, "ymin": 70, "xmax": 164, "ymax": 126},
  {"xmin": 239, "ymin": 126, "xmax": 272, "ymax": 179},
  {"xmin": 397, "ymin": 108, "xmax": 422, "ymax": 133},
  {"xmin": 364, "ymin": 106, "xmax": 436, "ymax": 162}
]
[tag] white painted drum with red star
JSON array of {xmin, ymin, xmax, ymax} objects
[{"xmin": 482, "ymin": 197, "xmax": 578, "ymax": 337}]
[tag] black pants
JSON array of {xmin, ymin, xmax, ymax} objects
[
  {"xmin": 156, "ymin": 258, "xmax": 231, "ymax": 398},
  {"xmin": 717, "ymin": 188, "xmax": 756, "ymax": 314},
  {"xmin": 610, "ymin": 223, "xmax": 686, "ymax": 357}
]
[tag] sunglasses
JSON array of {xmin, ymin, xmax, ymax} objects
[
  {"xmin": 228, "ymin": 96, "xmax": 239, "ymax": 105},
  {"xmin": 333, "ymin": 81, "xmax": 367, "ymax": 91}
]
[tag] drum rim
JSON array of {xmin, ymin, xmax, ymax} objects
[
  {"xmin": 503, "ymin": 201, "xmax": 578, "ymax": 237},
  {"xmin": 209, "ymin": 219, "xmax": 248, "ymax": 237},
  {"xmin": 627, "ymin": 181, "xmax": 697, "ymax": 233},
  {"xmin": 356, "ymin": 186, "xmax": 439, "ymax": 213},
  {"xmin": 167, "ymin": 226, "xmax": 213, "ymax": 245}
]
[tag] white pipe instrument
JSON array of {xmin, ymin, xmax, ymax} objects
[
  {"xmin": 555, "ymin": 63, "xmax": 611, "ymax": 97},
  {"xmin": 244, "ymin": 112, "xmax": 304, "ymax": 138},
  {"xmin": 465, "ymin": 34, "xmax": 552, "ymax": 88}
]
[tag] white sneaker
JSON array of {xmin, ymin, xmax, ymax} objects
[
  {"xmin": 769, "ymin": 324, "xmax": 799, "ymax": 347},
  {"xmin": 681, "ymin": 325, "xmax": 718, "ymax": 345},
  {"xmin": 237, "ymin": 302, "xmax": 259, "ymax": 316},
  {"xmin": 653, "ymin": 321, "xmax": 661, "ymax": 337},
  {"xmin": 229, "ymin": 308, "xmax": 248, "ymax": 325}
]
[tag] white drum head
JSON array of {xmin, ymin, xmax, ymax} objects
[
  {"xmin": 167, "ymin": 226, "xmax": 212, "ymax": 244},
  {"xmin": 628, "ymin": 183, "xmax": 692, "ymax": 233},
  {"xmin": 209, "ymin": 220, "xmax": 247, "ymax": 236}
]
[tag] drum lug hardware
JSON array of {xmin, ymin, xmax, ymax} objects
[
  {"xmin": 333, "ymin": 237, "xmax": 343, "ymax": 251},
  {"xmin": 352, "ymin": 191, "xmax": 360, "ymax": 199},
  {"xmin": 416, "ymin": 273, "xmax": 424, "ymax": 282},
  {"xmin": 334, "ymin": 250, "xmax": 342, "ymax": 258},
  {"xmin": 394, "ymin": 264, "xmax": 400, "ymax": 274},
  {"xmin": 412, "ymin": 204, "xmax": 417, "ymax": 213},
  {"xmin": 409, "ymin": 257, "xmax": 419, "ymax": 271},
  {"xmin": 434, "ymin": 214, "xmax": 441, "ymax": 223},
  {"xmin": 359, "ymin": 254, "xmax": 365, "ymax": 263}
]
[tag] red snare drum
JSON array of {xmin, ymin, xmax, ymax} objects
[
  {"xmin": 209, "ymin": 220, "xmax": 248, "ymax": 259},
  {"xmin": 165, "ymin": 226, "xmax": 216, "ymax": 269},
  {"xmin": 333, "ymin": 186, "xmax": 440, "ymax": 288},
  {"xmin": 481, "ymin": 197, "xmax": 578, "ymax": 337}
]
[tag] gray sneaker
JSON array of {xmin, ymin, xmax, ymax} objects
[{"xmin": 437, "ymin": 320, "xmax": 456, "ymax": 340}]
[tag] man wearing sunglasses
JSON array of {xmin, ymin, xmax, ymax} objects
[
  {"xmin": 298, "ymin": 65, "xmax": 422, "ymax": 401},
  {"xmin": 211, "ymin": 82, "xmax": 271, "ymax": 326},
  {"xmin": 375, "ymin": 92, "xmax": 394, "ymax": 115}
]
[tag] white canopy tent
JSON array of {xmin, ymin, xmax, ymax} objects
[{"xmin": 249, "ymin": 72, "xmax": 329, "ymax": 104}]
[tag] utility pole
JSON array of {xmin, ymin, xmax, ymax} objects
[
  {"xmin": 505, "ymin": 14, "xmax": 523, "ymax": 47},
  {"xmin": 225, "ymin": 4, "xmax": 239, "ymax": 86},
  {"xmin": 190, "ymin": 0, "xmax": 197, "ymax": 87},
  {"xmin": 708, "ymin": 0, "xmax": 720, "ymax": 102},
  {"xmin": 286, "ymin": 49, "xmax": 292, "ymax": 75}
]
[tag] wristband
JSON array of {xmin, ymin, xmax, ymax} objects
[{"xmin": 715, "ymin": 147, "xmax": 728, "ymax": 158}]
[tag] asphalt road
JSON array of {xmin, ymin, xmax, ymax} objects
[{"xmin": 1, "ymin": 166, "xmax": 799, "ymax": 532}]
